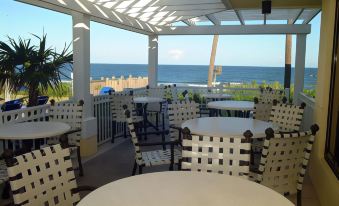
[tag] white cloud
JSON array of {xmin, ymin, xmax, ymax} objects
[{"xmin": 168, "ymin": 49, "xmax": 184, "ymax": 60}]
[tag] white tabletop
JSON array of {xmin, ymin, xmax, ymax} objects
[
  {"xmin": 133, "ymin": 97, "xmax": 164, "ymax": 104},
  {"xmin": 208, "ymin": 101, "xmax": 254, "ymax": 111},
  {"xmin": 78, "ymin": 171, "xmax": 293, "ymax": 206},
  {"xmin": 182, "ymin": 117, "xmax": 272, "ymax": 138},
  {"xmin": 0, "ymin": 122, "xmax": 71, "ymax": 140},
  {"xmin": 202, "ymin": 93, "xmax": 232, "ymax": 99}
]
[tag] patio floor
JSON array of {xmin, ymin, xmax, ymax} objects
[{"xmin": 77, "ymin": 132, "xmax": 322, "ymax": 206}]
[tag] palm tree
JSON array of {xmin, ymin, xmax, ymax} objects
[{"xmin": 0, "ymin": 34, "xmax": 72, "ymax": 106}]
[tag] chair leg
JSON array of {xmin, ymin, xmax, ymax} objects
[
  {"xmin": 111, "ymin": 121, "xmax": 116, "ymax": 143},
  {"xmin": 156, "ymin": 113, "xmax": 159, "ymax": 129},
  {"xmin": 123, "ymin": 122, "xmax": 127, "ymax": 138},
  {"xmin": 77, "ymin": 146, "xmax": 84, "ymax": 177},
  {"xmin": 138, "ymin": 165, "xmax": 143, "ymax": 174},
  {"xmin": 1, "ymin": 181, "xmax": 10, "ymax": 199},
  {"xmin": 132, "ymin": 161, "xmax": 137, "ymax": 176},
  {"xmin": 162, "ymin": 113, "xmax": 166, "ymax": 150},
  {"xmin": 178, "ymin": 159, "xmax": 182, "ymax": 171},
  {"xmin": 169, "ymin": 164, "xmax": 174, "ymax": 171},
  {"xmin": 297, "ymin": 190, "xmax": 302, "ymax": 206}
]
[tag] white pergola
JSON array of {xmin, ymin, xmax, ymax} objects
[{"xmin": 16, "ymin": 0, "xmax": 321, "ymax": 137}]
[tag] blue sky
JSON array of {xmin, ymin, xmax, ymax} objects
[{"xmin": 0, "ymin": 0, "xmax": 321, "ymax": 68}]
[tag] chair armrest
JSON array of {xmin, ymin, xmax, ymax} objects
[
  {"xmin": 136, "ymin": 140, "xmax": 180, "ymax": 147},
  {"xmin": 278, "ymin": 130, "xmax": 298, "ymax": 134},
  {"xmin": 169, "ymin": 125, "xmax": 182, "ymax": 131},
  {"xmin": 72, "ymin": 185, "xmax": 97, "ymax": 193}
]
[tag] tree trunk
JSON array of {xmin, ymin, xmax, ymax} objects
[{"xmin": 28, "ymin": 86, "xmax": 39, "ymax": 107}]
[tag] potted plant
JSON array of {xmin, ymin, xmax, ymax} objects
[{"xmin": 0, "ymin": 34, "xmax": 72, "ymax": 106}]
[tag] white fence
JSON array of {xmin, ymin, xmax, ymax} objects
[{"xmin": 93, "ymin": 95, "xmax": 113, "ymax": 145}]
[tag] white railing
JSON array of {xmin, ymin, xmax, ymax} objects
[
  {"xmin": 129, "ymin": 85, "xmax": 268, "ymax": 100},
  {"xmin": 93, "ymin": 95, "xmax": 113, "ymax": 145},
  {"xmin": 298, "ymin": 92, "xmax": 315, "ymax": 131}
]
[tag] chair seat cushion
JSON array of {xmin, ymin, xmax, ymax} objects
[
  {"xmin": 141, "ymin": 149, "xmax": 181, "ymax": 167},
  {"xmin": 0, "ymin": 160, "xmax": 8, "ymax": 184}
]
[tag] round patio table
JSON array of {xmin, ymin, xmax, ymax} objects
[
  {"xmin": 77, "ymin": 171, "xmax": 293, "ymax": 206},
  {"xmin": 182, "ymin": 117, "xmax": 272, "ymax": 138},
  {"xmin": 202, "ymin": 93, "xmax": 232, "ymax": 100},
  {"xmin": 208, "ymin": 100, "xmax": 254, "ymax": 111},
  {"xmin": 0, "ymin": 122, "xmax": 71, "ymax": 140},
  {"xmin": 133, "ymin": 97, "xmax": 166, "ymax": 141},
  {"xmin": 133, "ymin": 97, "xmax": 164, "ymax": 104},
  {"xmin": 207, "ymin": 101, "xmax": 254, "ymax": 117}
]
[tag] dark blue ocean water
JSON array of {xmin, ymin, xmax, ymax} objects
[{"xmin": 89, "ymin": 64, "xmax": 318, "ymax": 89}]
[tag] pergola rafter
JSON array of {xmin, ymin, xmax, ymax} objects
[
  {"xmin": 221, "ymin": 0, "xmax": 244, "ymax": 25},
  {"xmin": 206, "ymin": 14, "xmax": 220, "ymax": 25},
  {"xmin": 291, "ymin": 9, "xmax": 305, "ymax": 24},
  {"xmin": 17, "ymin": 0, "xmax": 159, "ymax": 35}
]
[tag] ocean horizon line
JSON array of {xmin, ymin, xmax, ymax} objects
[{"xmin": 90, "ymin": 63, "xmax": 318, "ymax": 69}]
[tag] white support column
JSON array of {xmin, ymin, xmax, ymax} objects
[
  {"xmin": 148, "ymin": 35, "xmax": 158, "ymax": 87},
  {"xmin": 294, "ymin": 34, "xmax": 307, "ymax": 104},
  {"xmin": 72, "ymin": 12, "xmax": 92, "ymax": 117},
  {"xmin": 72, "ymin": 12, "xmax": 97, "ymax": 145}
]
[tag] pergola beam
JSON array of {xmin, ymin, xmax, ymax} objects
[
  {"xmin": 182, "ymin": 19, "xmax": 196, "ymax": 26},
  {"xmin": 157, "ymin": 24, "xmax": 311, "ymax": 35},
  {"xmin": 291, "ymin": 9, "xmax": 305, "ymax": 24},
  {"xmin": 206, "ymin": 14, "xmax": 221, "ymax": 25},
  {"xmin": 221, "ymin": 0, "xmax": 245, "ymax": 25},
  {"xmin": 235, "ymin": 11, "xmax": 245, "ymax": 25},
  {"xmin": 303, "ymin": 9, "xmax": 321, "ymax": 24},
  {"xmin": 16, "ymin": 0, "xmax": 157, "ymax": 35}
]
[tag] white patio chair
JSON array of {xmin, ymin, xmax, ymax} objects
[
  {"xmin": 253, "ymin": 97, "xmax": 274, "ymax": 121},
  {"xmin": 181, "ymin": 127, "xmax": 252, "ymax": 177},
  {"xmin": 252, "ymin": 98, "xmax": 306, "ymax": 169},
  {"xmin": 259, "ymin": 87, "xmax": 287, "ymax": 103},
  {"xmin": 168, "ymin": 100, "xmax": 200, "ymax": 142},
  {"xmin": 6, "ymin": 144, "xmax": 95, "ymax": 206},
  {"xmin": 253, "ymin": 125, "xmax": 319, "ymax": 206},
  {"xmin": 270, "ymin": 101, "xmax": 306, "ymax": 132},
  {"xmin": 110, "ymin": 90, "xmax": 142, "ymax": 142},
  {"xmin": 125, "ymin": 109, "xmax": 181, "ymax": 175},
  {"xmin": 48, "ymin": 100, "xmax": 85, "ymax": 177},
  {"xmin": 0, "ymin": 159, "xmax": 8, "ymax": 193}
]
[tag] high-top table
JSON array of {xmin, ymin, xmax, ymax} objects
[
  {"xmin": 207, "ymin": 100, "xmax": 254, "ymax": 117},
  {"xmin": 77, "ymin": 171, "xmax": 293, "ymax": 206},
  {"xmin": 133, "ymin": 97, "xmax": 166, "ymax": 142},
  {"xmin": 182, "ymin": 117, "xmax": 272, "ymax": 138}
]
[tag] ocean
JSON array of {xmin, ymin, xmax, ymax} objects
[{"xmin": 89, "ymin": 64, "xmax": 318, "ymax": 89}]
